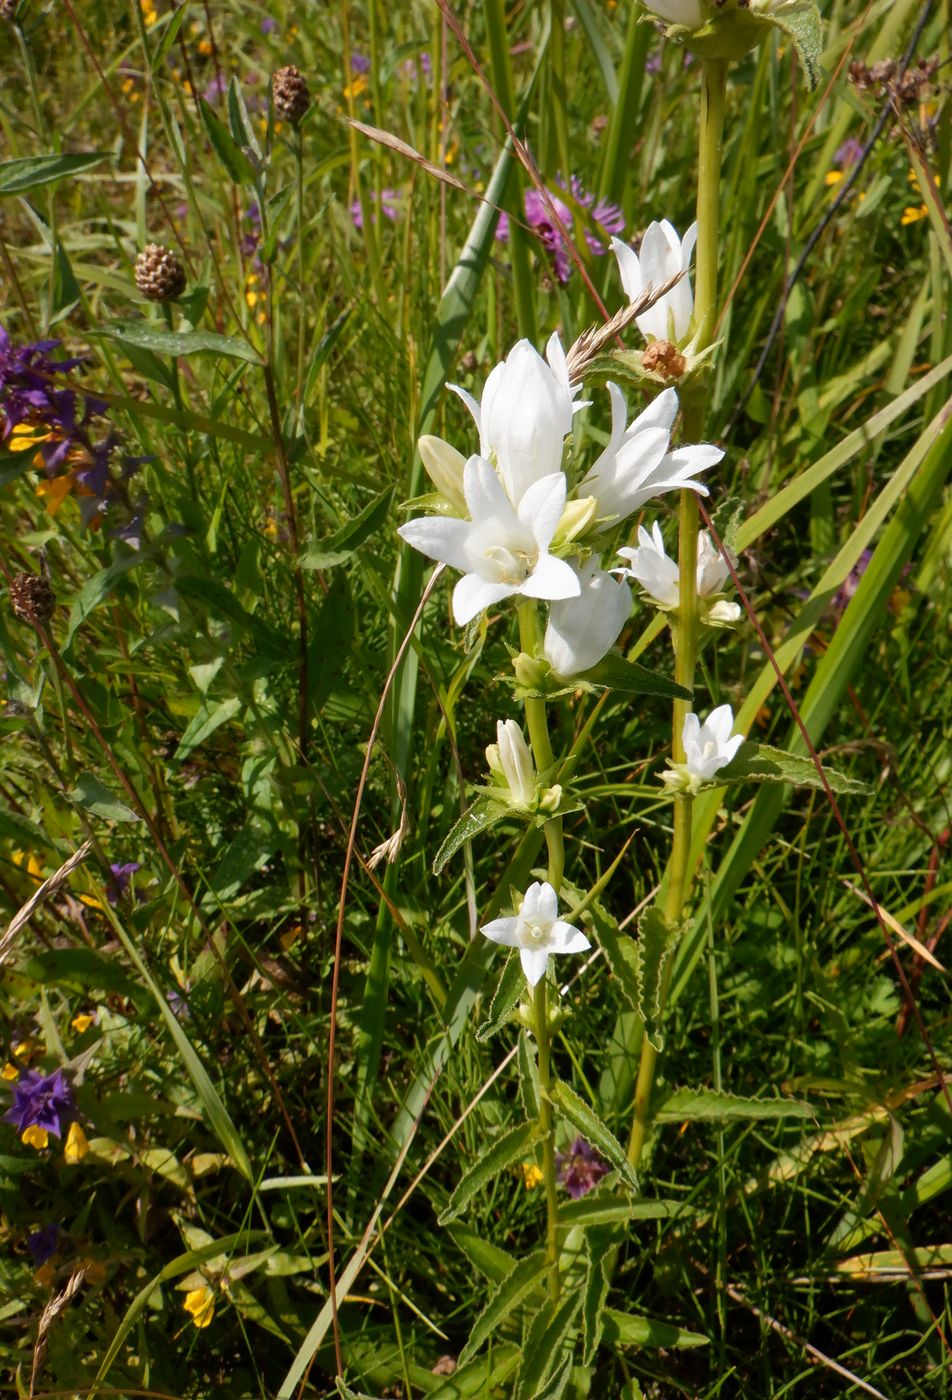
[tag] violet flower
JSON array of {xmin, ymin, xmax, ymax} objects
[
  {"xmin": 27, "ymin": 1223, "xmax": 61, "ymax": 1267},
  {"xmin": 350, "ymin": 189, "xmax": 400, "ymax": 230},
  {"xmin": 3, "ymin": 1068, "xmax": 76, "ymax": 1139},
  {"xmin": 107, "ymin": 861, "xmax": 141, "ymax": 904},
  {"xmin": 495, "ymin": 178, "xmax": 624, "ymax": 285},
  {"xmin": 556, "ymin": 1137, "xmax": 611, "ymax": 1199}
]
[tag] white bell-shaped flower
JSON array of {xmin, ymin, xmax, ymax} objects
[
  {"xmin": 617, "ymin": 524, "xmax": 742, "ymax": 624},
  {"xmin": 486, "ymin": 720, "xmax": 536, "ymax": 807},
  {"xmin": 662, "ymin": 704, "xmax": 744, "ymax": 793},
  {"xmin": 543, "ymin": 557, "xmax": 632, "ymax": 680},
  {"xmin": 480, "ymin": 880, "xmax": 591, "ymax": 988},
  {"xmin": 611, "ymin": 220, "xmax": 698, "ymax": 343}
]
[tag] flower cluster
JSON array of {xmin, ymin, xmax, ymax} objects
[
  {"xmin": 399, "ymin": 327, "xmax": 723, "ymax": 676},
  {"xmin": 1, "ymin": 325, "xmax": 144, "ymax": 534},
  {"xmin": 3, "ymin": 1067, "xmax": 76, "ymax": 1147}
]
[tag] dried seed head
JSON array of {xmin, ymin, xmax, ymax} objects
[
  {"xmin": 641, "ymin": 339, "xmax": 687, "ymax": 380},
  {"xmin": 272, "ymin": 65, "xmax": 310, "ymax": 125},
  {"xmin": 134, "ymin": 243, "xmax": 186, "ymax": 302},
  {"xmin": 10, "ymin": 572, "xmax": 55, "ymax": 627}
]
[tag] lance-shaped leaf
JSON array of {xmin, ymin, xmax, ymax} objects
[
  {"xmin": 513, "ymin": 652, "xmax": 690, "ymax": 702},
  {"xmin": 475, "ymin": 951, "xmax": 524, "ymax": 1043},
  {"xmin": 439, "ymin": 1121, "xmax": 538, "ymax": 1224},
  {"xmin": 515, "ymin": 1291, "xmax": 583, "ymax": 1400},
  {"xmin": 711, "ymin": 741, "xmax": 867, "ymax": 794},
  {"xmin": 601, "ymin": 1308, "xmax": 708, "ymax": 1349},
  {"xmin": 458, "ymin": 1250, "xmax": 548, "ymax": 1365},
  {"xmin": 656, "ymin": 1088, "xmax": 813, "ymax": 1123},
  {"xmin": 634, "ymin": 906, "xmax": 682, "ymax": 1052},
  {"xmin": 550, "ymin": 1081, "xmax": 638, "ymax": 1192},
  {"xmin": 582, "ymin": 1227, "xmax": 614, "ymax": 1365},
  {"xmin": 762, "ymin": 2, "xmax": 824, "ymax": 90},
  {"xmin": 559, "ymin": 1193, "xmax": 693, "ymax": 1230},
  {"xmin": 433, "ymin": 797, "xmax": 512, "ymax": 874}
]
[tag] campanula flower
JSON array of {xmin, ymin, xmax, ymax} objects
[
  {"xmin": 611, "ymin": 220, "xmax": 698, "ymax": 343},
  {"xmin": 663, "ymin": 704, "xmax": 744, "ymax": 793},
  {"xmin": 543, "ymin": 557, "xmax": 631, "ymax": 679},
  {"xmin": 3, "ymin": 1068, "xmax": 76, "ymax": 1139},
  {"xmin": 480, "ymin": 880, "xmax": 590, "ymax": 988},
  {"xmin": 617, "ymin": 523, "xmax": 741, "ymax": 624},
  {"xmin": 486, "ymin": 720, "xmax": 536, "ymax": 806}
]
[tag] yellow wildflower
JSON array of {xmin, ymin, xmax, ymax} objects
[
  {"xmin": 521, "ymin": 1162, "xmax": 543, "ymax": 1189},
  {"xmin": 901, "ymin": 205, "xmax": 928, "ymax": 225},
  {"xmin": 198, "ymin": 37, "xmax": 213, "ymax": 56},
  {"xmin": 183, "ymin": 1285, "xmax": 215, "ymax": 1328},
  {"xmin": 2, "ymin": 1063, "xmax": 18, "ymax": 1081},
  {"xmin": 64, "ymin": 1121, "xmax": 89, "ymax": 1164},
  {"xmin": 22, "ymin": 1125, "xmax": 49, "ymax": 1150},
  {"xmin": 13, "ymin": 1039, "xmax": 34, "ymax": 1060},
  {"xmin": 71, "ymin": 1012, "xmax": 96, "ymax": 1034},
  {"xmin": 824, "ymin": 170, "xmax": 844, "ymax": 188},
  {"xmin": 343, "ymin": 75, "xmax": 367, "ymax": 101}
]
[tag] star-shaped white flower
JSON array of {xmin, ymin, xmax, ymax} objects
[
  {"xmin": 480, "ymin": 880, "xmax": 591, "ymax": 988},
  {"xmin": 579, "ymin": 383, "xmax": 723, "ymax": 530},
  {"xmin": 398, "ymin": 456, "xmax": 580, "ymax": 625},
  {"xmin": 662, "ymin": 704, "xmax": 744, "ymax": 792},
  {"xmin": 611, "ymin": 220, "xmax": 698, "ymax": 343},
  {"xmin": 449, "ymin": 333, "xmax": 587, "ymax": 505},
  {"xmin": 617, "ymin": 523, "xmax": 742, "ymax": 623}
]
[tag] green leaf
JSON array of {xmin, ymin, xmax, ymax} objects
[
  {"xmin": 50, "ymin": 241, "xmax": 80, "ymax": 324},
  {"xmin": 475, "ymin": 951, "xmax": 524, "ymax": 1042},
  {"xmin": 173, "ymin": 696, "xmax": 242, "ymax": 763},
  {"xmin": 301, "ymin": 487, "xmax": 396, "ymax": 569},
  {"xmin": 655, "ymin": 1088, "xmax": 813, "ymax": 1123},
  {"xmin": 634, "ymin": 907, "xmax": 682, "ymax": 1052},
  {"xmin": 713, "ymin": 741, "xmax": 867, "ymax": 795},
  {"xmin": 0, "ymin": 152, "xmax": 107, "ymax": 194},
  {"xmin": 25, "ymin": 949, "xmax": 146, "ymax": 1005},
  {"xmin": 99, "ymin": 321, "xmax": 262, "ymax": 366},
  {"xmin": 433, "ymin": 797, "xmax": 512, "ymax": 875},
  {"xmin": 517, "ymin": 1028, "xmax": 540, "ymax": 1120},
  {"xmin": 578, "ymin": 652, "xmax": 693, "ymax": 699},
  {"xmin": 458, "ymin": 1250, "xmax": 547, "ymax": 1366},
  {"xmin": 559, "ymin": 1194, "xmax": 692, "ymax": 1229},
  {"xmin": 582, "ymin": 1228, "xmax": 613, "ymax": 1365},
  {"xmin": 550, "ymin": 1082, "xmax": 638, "ymax": 1192},
  {"xmin": 597, "ymin": 919, "xmax": 640, "ymax": 1012},
  {"xmin": 426, "ymin": 1345, "xmax": 522, "ymax": 1400},
  {"xmin": 601, "ymin": 1308, "xmax": 708, "ymax": 1349},
  {"xmin": 68, "ymin": 773, "xmax": 142, "ymax": 824},
  {"xmin": 516, "ymin": 1292, "xmax": 582, "ymax": 1400},
  {"xmin": 197, "ymin": 95, "xmax": 257, "ymax": 184},
  {"xmin": 227, "ymin": 76, "xmax": 261, "ymax": 161},
  {"xmin": 64, "ymin": 553, "xmax": 145, "ymax": 649},
  {"xmin": 446, "ymin": 1226, "xmax": 514, "ymax": 1285},
  {"xmin": 767, "ymin": 3, "xmax": 824, "ymax": 90},
  {"xmin": 439, "ymin": 1121, "xmax": 537, "ymax": 1224}
]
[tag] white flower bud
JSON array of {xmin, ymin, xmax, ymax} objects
[{"xmin": 418, "ymin": 434, "xmax": 467, "ymax": 514}]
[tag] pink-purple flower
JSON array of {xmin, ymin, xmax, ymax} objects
[
  {"xmin": 556, "ymin": 1137, "xmax": 611, "ymax": 1198},
  {"xmin": 496, "ymin": 177, "xmax": 624, "ymax": 285}
]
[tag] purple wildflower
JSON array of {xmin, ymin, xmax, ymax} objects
[
  {"xmin": 835, "ymin": 136, "xmax": 864, "ymax": 169},
  {"xmin": 555, "ymin": 1137, "xmax": 611, "ymax": 1199},
  {"xmin": 645, "ymin": 50, "xmax": 662, "ymax": 75},
  {"xmin": 350, "ymin": 188, "xmax": 400, "ymax": 230},
  {"xmin": 494, "ymin": 178, "xmax": 625, "ymax": 285},
  {"xmin": 27, "ymin": 1223, "xmax": 61, "ymax": 1267},
  {"xmin": 350, "ymin": 52, "xmax": 371, "ymax": 74},
  {"xmin": 260, "ymin": 16, "xmax": 278, "ymax": 34},
  {"xmin": 3, "ymin": 1068, "xmax": 76, "ymax": 1139},
  {"xmin": 107, "ymin": 861, "xmax": 141, "ymax": 905}
]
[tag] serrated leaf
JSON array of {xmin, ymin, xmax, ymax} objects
[
  {"xmin": 516, "ymin": 1292, "xmax": 582, "ymax": 1400},
  {"xmin": 597, "ymin": 921, "xmax": 640, "ymax": 1011},
  {"xmin": 476, "ymin": 951, "xmax": 524, "ymax": 1043},
  {"xmin": 433, "ymin": 797, "xmax": 511, "ymax": 875},
  {"xmin": 601, "ymin": 1308, "xmax": 708, "ymax": 1349},
  {"xmin": 446, "ymin": 1226, "xmax": 514, "ymax": 1285},
  {"xmin": 439, "ymin": 1121, "xmax": 538, "ymax": 1224},
  {"xmin": 550, "ymin": 1082, "xmax": 638, "ymax": 1192},
  {"xmin": 634, "ymin": 906, "xmax": 682, "ymax": 1052},
  {"xmin": 68, "ymin": 773, "xmax": 142, "ymax": 824},
  {"xmin": 427, "ymin": 1344, "xmax": 522, "ymax": 1400},
  {"xmin": 99, "ymin": 322, "xmax": 262, "ymax": 365},
  {"xmin": 197, "ymin": 95, "xmax": 257, "ymax": 183},
  {"xmin": 530, "ymin": 1355, "xmax": 573, "ymax": 1400},
  {"xmin": 458, "ymin": 1250, "xmax": 547, "ymax": 1365},
  {"xmin": 713, "ymin": 741, "xmax": 866, "ymax": 794},
  {"xmin": 0, "ymin": 152, "xmax": 107, "ymax": 194},
  {"xmin": 301, "ymin": 487, "xmax": 396, "ymax": 570},
  {"xmin": 582, "ymin": 1227, "xmax": 613, "ymax": 1365},
  {"xmin": 656, "ymin": 1088, "xmax": 812, "ymax": 1123}
]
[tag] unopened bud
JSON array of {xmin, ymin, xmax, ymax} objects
[
  {"xmin": 552, "ymin": 495, "xmax": 598, "ymax": 549},
  {"xmin": 512, "ymin": 651, "xmax": 550, "ymax": 691},
  {"xmin": 418, "ymin": 435, "xmax": 467, "ymax": 514}
]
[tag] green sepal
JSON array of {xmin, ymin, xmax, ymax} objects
[
  {"xmin": 509, "ymin": 652, "xmax": 690, "ymax": 702},
  {"xmin": 634, "ymin": 906, "xmax": 683, "ymax": 1052},
  {"xmin": 438, "ymin": 1120, "xmax": 539, "ymax": 1225}
]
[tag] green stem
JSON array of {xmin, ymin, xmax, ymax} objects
[
  {"xmin": 534, "ymin": 978, "xmax": 561, "ymax": 1303},
  {"xmin": 627, "ymin": 57, "xmax": 728, "ymax": 1172},
  {"xmin": 517, "ymin": 602, "xmax": 563, "ymax": 889}
]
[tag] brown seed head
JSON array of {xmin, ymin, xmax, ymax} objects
[
  {"xmin": 10, "ymin": 572, "xmax": 55, "ymax": 627},
  {"xmin": 134, "ymin": 243, "xmax": 186, "ymax": 302},
  {"xmin": 641, "ymin": 339, "xmax": 687, "ymax": 380},
  {"xmin": 272, "ymin": 65, "xmax": 310, "ymax": 125}
]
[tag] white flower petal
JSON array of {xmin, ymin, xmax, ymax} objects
[
  {"xmin": 520, "ymin": 947, "xmax": 549, "ymax": 987},
  {"xmin": 480, "ymin": 915, "xmax": 521, "ymax": 948},
  {"xmin": 398, "ymin": 517, "xmax": 472, "ymax": 572},
  {"xmin": 520, "ymin": 553, "xmax": 581, "ymax": 603},
  {"xmin": 452, "ymin": 573, "xmax": 514, "ymax": 625},
  {"xmin": 517, "ymin": 472, "xmax": 568, "ymax": 549}
]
